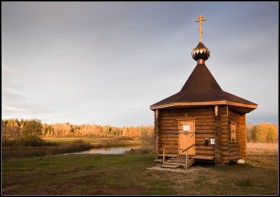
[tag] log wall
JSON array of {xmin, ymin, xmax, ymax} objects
[
  {"xmin": 217, "ymin": 106, "xmax": 229, "ymax": 164},
  {"xmin": 154, "ymin": 106, "xmax": 247, "ymax": 164},
  {"xmin": 228, "ymin": 110, "xmax": 246, "ymax": 161},
  {"xmin": 157, "ymin": 107, "xmax": 216, "ymax": 158}
]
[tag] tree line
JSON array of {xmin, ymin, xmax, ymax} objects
[
  {"xmin": 1, "ymin": 119, "xmax": 278, "ymax": 143},
  {"xmin": 1, "ymin": 119, "xmax": 154, "ymax": 140}
]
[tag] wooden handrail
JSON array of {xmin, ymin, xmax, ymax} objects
[{"xmin": 181, "ymin": 143, "xmax": 195, "ymax": 153}]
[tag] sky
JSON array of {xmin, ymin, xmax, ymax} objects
[{"xmin": 2, "ymin": 1, "xmax": 279, "ymax": 126}]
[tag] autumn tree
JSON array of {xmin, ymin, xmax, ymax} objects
[
  {"xmin": 251, "ymin": 123, "xmax": 278, "ymax": 143},
  {"xmin": 22, "ymin": 119, "xmax": 43, "ymax": 137}
]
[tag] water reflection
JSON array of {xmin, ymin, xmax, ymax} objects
[{"xmin": 67, "ymin": 145, "xmax": 142, "ymax": 155}]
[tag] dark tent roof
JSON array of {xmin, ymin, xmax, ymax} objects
[{"xmin": 150, "ymin": 63, "xmax": 257, "ymax": 113}]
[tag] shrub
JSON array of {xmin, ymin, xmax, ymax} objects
[
  {"xmin": 2, "ymin": 136, "xmax": 46, "ymax": 147},
  {"xmin": 19, "ymin": 135, "xmax": 46, "ymax": 146}
]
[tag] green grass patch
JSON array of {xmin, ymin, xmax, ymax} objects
[
  {"xmin": 144, "ymin": 180, "xmax": 177, "ymax": 195},
  {"xmin": 2, "ymin": 143, "xmax": 278, "ymax": 195},
  {"xmin": 235, "ymin": 179, "xmax": 253, "ymax": 187}
]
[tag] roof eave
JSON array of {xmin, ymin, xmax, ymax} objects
[{"xmin": 150, "ymin": 100, "xmax": 257, "ymax": 113}]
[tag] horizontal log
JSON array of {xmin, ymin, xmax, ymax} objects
[
  {"xmin": 196, "ymin": 130, "xmax": 215, "ymax": 134},
  {"xmin": 229, "ymin": 143, "xmax": 240, "ymax": 148},
  {"xmin": 196, "ymin": 146, "xmax": 215, "ymax": 150},
  {"xmin": 196, "ymin": 150, "xmax": 215, "ymax": 155},
  {"xmin": 196, "ymin": 134, "xmax": 215, "ymax": 139},
  {"xmin": 229, "ymin": 146, "xmax": 240, "ymax": 152},
  {"xmin": 160, "ymin": 125, "xmax": 177, "ymax": 129},
  {"xmin": 221, "ymin": 159, "xmax": 229, "ymax": 164},
  {"xmin": 229, "ymin": 155, "xmax": 241, "ymax": 161},
  {"xmin": 158, "ymin": 153, "xmax": 178, "ymax": 157},
  {"xmin": 229, "ymin": 151, "xmax": 241, "ymax": 157},
  {"xmin": 196, "ymin": 125, "xmax": 215, "ymax": 130},
  {"xmin": 159, "ymin": 149, "xmax": 178, "ymax": 154},
  {"xmin": 221, "ymin": 138, "xmax": 230, "ymax": 143},
  {"xmin": 160, "ymin": 134, "xmax": 178, "ymax": 138},
  {"xmin": 158, "ymin": 120, "xmax": 177, "ymax": 124},
  {"xmin": 160, "ymin": 130, "xmax": 178, "ymax": 134},
  {"xmin": 161, "ymin": 141, "xmax": 178, "ymax": 145},
  {"xmin": 220, "ymin": 146, "xmax": 229, "ymax": 151},
  {"xmin": 159, "ymin": 137, "xmax": 177, "ymax": 141},
  {"xmin": 221, "ymin": 133, "xmax": 229, "ymax": 138},
  {"xmin": 159, "ymin": 145, "xmax": 178, "ymax": 149},
  {"xmin": 221, "ymin": 151, "xmax": 229, "ymax": 156},
  {"xmin": 196, "ymin": 121, "xmax": 215, "ymax": 125}
]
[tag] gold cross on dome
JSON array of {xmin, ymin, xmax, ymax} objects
[{"xmin": 195, "ymin": 15, "xmax": 207, "ymax": 42}]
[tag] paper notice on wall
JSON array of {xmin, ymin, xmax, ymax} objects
[{"xmin": 183, "ymin": 125, "xmax": 190, "ymax": 131}]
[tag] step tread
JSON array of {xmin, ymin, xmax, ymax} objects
[
  {"xmin": 160, "ymin": 164, "xmax": 182, "ymax": 169},
  {"xmin": 162, "ymin": 162, "xmax": 183, "ymax": 166}
]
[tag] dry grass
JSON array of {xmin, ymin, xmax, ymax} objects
[
  {"xmin": 247, "ymin": 142, "xmax": 278, "ymax": 156},
  {"xmin": 148, "ymin": 142, "xmax": 279, "ymax": 195}
]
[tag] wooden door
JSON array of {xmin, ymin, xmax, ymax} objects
[{"xmin": 178, "ymin": 121, "xmax": 195, "ymax": 155}]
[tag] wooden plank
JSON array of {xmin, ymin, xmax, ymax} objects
[
  {"xmin": 191, "ymin": 155, "xmax": 214, "ymax": 160},
  {"xmin": 196, "ymin": 150, "xmax": 215, "ymax": 155}
]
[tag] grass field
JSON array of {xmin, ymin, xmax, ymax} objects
[{"xmin": 2, "ymin": 142, "xmax": 278, "ymax": 195}]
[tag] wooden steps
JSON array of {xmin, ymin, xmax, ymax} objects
[
  {"xmin": 161, "ymin": 154, "xmax": 196, "ymax": 169},
  {"xmin": 186, "ymin": 158, "xmax": 196, "ymax": 168},
  {"xmin": 160, "ymin": 154, "xmax": 215, "ymax": 169},
  {"xmin": 160, "ymin": 163, "xmax": 182, "ymax": 169}
]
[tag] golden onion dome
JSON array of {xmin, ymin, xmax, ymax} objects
[{"xmin": 191, "ymin": 42, "xmax": 210, "ymax": 61}]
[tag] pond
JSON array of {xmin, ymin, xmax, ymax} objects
[{"xmin": 65, "ymin": 145, "xmax": 143, "ymax": 155}]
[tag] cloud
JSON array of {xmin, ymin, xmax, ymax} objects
[
  {"xmin": 2, "ymin": 2, "xmax": 278, "ymax": 126},
  {"xmin": 2, "ymin": 64, "xmax": 57, "ymax": 123}
]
